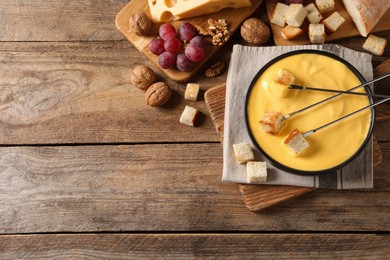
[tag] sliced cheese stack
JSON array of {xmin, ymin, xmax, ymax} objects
[{"xmin": 148, "ymin": 0, "xmax": 252, "ymax": 22}]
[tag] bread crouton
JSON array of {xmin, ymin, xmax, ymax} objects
[
  {"xmin": 285, "ymin": 4, "xmax": 308, "ymax": 28},
  {"xmin": 270, "ymin": 2, "xmax": 288, "ymax": 27},
  {"xmin": 284, "ymin": 129, "xmax": 309, "ymax": 154},
  {"xmin": 233, "ymin": 142, "xmax": 255, "ymax": 164},
  {"xmin": 322, "ymin": 11, "xmax": 346, "ymax": 33},
  {"xmin": 309, "ymin": 23, "xmax": 326, "ymax": 44},
  {"xmin": 259, "ymin": 110, "xmax": 283, "ymax": 134},
  {"xmin": 247, "ymin": 161, "xmax": 267, "ymax": 183},
  {"xmin": 184, "ymin": 83, "xmax": 200, "ymax": 101},
  {"xmin": 179, "ymin": 106, "xmax": 199, "ymax": 126},
  {"xmin": 363, "ymin": 34, "xmax": 387, "ymax": 56},
  {"xmin": 315, "ymin": 0, "xmax": 335, "ymax": 14},
  {"xmin": 305, "ymin": 3, "xmax": 323, "ymax": 24},
  {"xmin": 281, "ymin": 26, "xmax": 304, "ymax": 40}
]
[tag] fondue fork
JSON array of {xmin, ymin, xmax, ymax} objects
[
  {"xmin": 302, "ymin": 97, "xmax": 390, "ymax": 138},
  {"xmin": 289, "ymin": 85, "xmax": 390, "ymax": 98},
  {"xmin": 281, "ymin": 73, "xmax": 390, "ymax": 122}
]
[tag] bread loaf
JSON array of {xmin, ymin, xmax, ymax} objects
[{"xmin": 342, "ymin": 0, "xmax": 390, "ymax": 37}]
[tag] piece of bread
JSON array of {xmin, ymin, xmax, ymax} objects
[
  {"xmin": 315, "ymin": 0, "xmax": 335, "ymax": 14},
  {"xmin": 342, "ymin": 0, "xmax": 390, "ymax": 37},
  {"xmin": 322, "ymin": 11, "xmax": 346, "ymax": 33},
  {"xmin": 259, "ymin": 110, "xmax": 283, "ymax": 134},
  {"xmin": 247, "ymin": 161, "xmax": 267, "ymax": 183},
  {"xmin": 281, "ymin": 26, "xmax": 304, "ymax": 40},
  {"xmin": 184, "ymin": 83, "xmax": 200, "ymax": 101},
  {"xmin": 309, "ymin": 23, "xmax": 326, "ymax": 44},
  {"xmin": 270, "ymin": 2, "xmax": 289, "ymax": 27},
  {"xmin": 233, "ymin": 142, "xmax": 254, "ymax": 164},
  {"xmin": 284, "ymin": 129, "xmax": 309, "ymax": 154},
  {"xmin": 363, "ymin": 34, "xmax": 387, "ymax": 56},
  {"xmin": 285, "ymin": 4, "xmax": 308, "ymax": 28},
  {"xmin": 275, "ymin": 69, "xmax": 295, "ymax": 86},
  {"xmin": 305, "ymin": 3, "xmax": 323, "ymax": 24},
  {"xmin": 179, "ymin": 105, "xmax": 199, "ymax": 126}
]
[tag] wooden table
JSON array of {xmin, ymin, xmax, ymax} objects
[{"xmin": 0, "ymin": 1, "xmax": 389, "ymax": 258}]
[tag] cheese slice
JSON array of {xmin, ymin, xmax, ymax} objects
[{"xmin": 147, "ymin": 0, "xmax": 252, "ymax": 22}]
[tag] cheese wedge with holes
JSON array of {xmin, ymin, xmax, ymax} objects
[{"xmin": 147, "ymin": 0, "xmax": 252, "ymax": 22}]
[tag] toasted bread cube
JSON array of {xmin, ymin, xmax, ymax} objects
[
  {"xmin": 259, "ymin": 110, "xmax": 283, "ymax": 134},
  {"xmin": 284, "ymin": 129, "xmax": 309, "ymax": 154},
  {"xmin": 305, "ymin": 3, "xmax": 323, "ymax": 24},
  {"xmin": 247, "ymin": 161, "xmax": 267, "ymax": 183},
  {"xmin": 184, "ymin": 83, "xmax": 200, "ymax": 101},
  {"xmin": 275, "ymin": 69, "xmax": 295, "ymax": 86},
  {"xmin": 309, "ymin": 23, "xmax": 325, "ymax": 44},
  {"xmin": 270, "ymin": 2, "xmax": 288, "ymax": 27},
  {"xmin": 281, "ymin": 26, "xmax": 304, "ymax": 40},
  {"xmin": 322, "ymin": 11, "xmax": 345, "ymax": 33},
  {"xmin": 363, "ymin": 34, "xmax": 387, "ymax": 56},
  {"xmin": 179, "ymin": 105, "xmax": 199, "ymax": 127},
  {"xmin": 315, "ymin": 0, "xmax": 335, "ymax": 14},
  {"xmin": 233, "ymin": 142, "xmax": 255, "ymax": 164},
  {"xmin": 285, "ymin": 4, "xmax": 308, "ymax": 28}
]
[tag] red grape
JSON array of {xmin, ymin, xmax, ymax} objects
[
  {"xmin": 184, "ymin": 43, "xmax": 204, "ymax": 62},
  {"xmin": 158, "ymin": 52, "xmax": 176, "ymax": 69},
  {"xmin": 164, "ymin": 37, "xmax": 182, "ymax": 54},
  {"xmin": 189, "ymin": 35, "xmax": 205, "ymax": 48},
  {"xmin": 176, "ymin": 53, "xmax": 194, "ymax": 72},
  {"xmin": 178, "ymin": 22, "xmax": 198, "ymax": 42},
  {"xmin": 150, "ymin": 38, "xmax": 165, "ymax": 55},
  {"xmin": 159, "ymin": 23, "xmax": 176, "ymax": 40}
]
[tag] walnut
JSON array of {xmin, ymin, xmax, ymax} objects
[
  {"xmin": 129, "ymin": 12, "xmax": 152, "ymax": 36},
  {"xmin": 205, "ymin": 61, "xmax": 225, "ymax": 78},
  {"xmin": 131, "ymin": 65, "xmax": 156, "ymax": 91},
  {"xmin": 196, "ymin": 19, "xmax": 230, "ymax": 46},
  {"xmin": 240, "ymin": 18, "xmax": 270, "ymax": 46},
  {"xmin": 144, "ymin": 82, "xmax": 171, "ymax": 107}
]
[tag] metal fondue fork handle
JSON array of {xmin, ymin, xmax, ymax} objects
[
  {"xmin": 281, "ymin": 73, "xmax": 390, "ymax": 121},
  {"xmin": 289, "ymin": 85, "xmax": 390, "ymax": 98},
  {"xmin": 302, "ymin": 97, "xmax": 390, "ymax": 138}
]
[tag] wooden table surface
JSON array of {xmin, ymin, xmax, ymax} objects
[{"xmin": 1, "ymin": 0, "xmax": 389, "ymax": 258}]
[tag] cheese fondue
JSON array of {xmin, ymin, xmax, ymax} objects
[{"xmin": 246, "ymin": 53, "xmax": 372, "ymax": 172}]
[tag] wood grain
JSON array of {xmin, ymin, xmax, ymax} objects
[
  {"xmin": 116, "ymin": 0, "xmax": 264, "ymax": 82},
  {"xmin": 0, "ymin": 233, "xmax": 389, "ymax": 259},
  {"xmin": 0, "ymin": 143, "xmax": 389, "ymax": 234},
  {"xmin": 0, "ymin": 41, "xmax": 219, "ymax": 144},
  {"xmin": 266, "ymin": 0, "xmax": 390, "ymax": 46},
  {"xmin": 0, "ymin": 0, "xmax": 127, "ymax": 42}
]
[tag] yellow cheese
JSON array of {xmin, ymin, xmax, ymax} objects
[
  {"xmin": 147, "ymin": 0, "xmax": 252, "ymax": 22},
  {"xmin": 247, "ymin": 53, "xmax": 371, "ymax": 172}
]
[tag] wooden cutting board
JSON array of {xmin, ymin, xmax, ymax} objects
[
  {"xmin": 266, "ymin": 0, "xmax": 390, "ymax": 46},
  {"xmin": 205, "ymin": 84, "xmax": 383, "ymax": 212},
  {"xmin": 116, "ymin": 0, "xmax": 264, "ymax": 83}
]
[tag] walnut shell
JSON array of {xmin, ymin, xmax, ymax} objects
[
  {"xmin": 240, "ymin": 18, "xmax": 270, "ymax": 46},
  {"xmin": 145, "ymin": 82, "xmax": 171, "ymax": 107},
  {"xmin": 129, "ymin": 12, "xmax": 152, "ymax": 36},
  {"xmin": 131, "ymin": 65, "xmax": 156, "ymax": 91}
]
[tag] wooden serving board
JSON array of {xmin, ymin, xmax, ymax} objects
[
  {"xmin": 266, "ymin": 0, "xmax": 390, "ymax": 46},
  {"xmin": 205, "ymin": 84, "xmax": 383, "ymax": 212},
  {"xmin": 116, "ymin": 0, "xmax": 264, "ymax": 83}
]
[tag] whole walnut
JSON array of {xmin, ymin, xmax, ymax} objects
[
  {"xmin": 131, "ymin": 65, "xmax": 156, "ymax": 90},
  {"xmin": 129, "ymin": 12, "xmax": 152, "ymax": 36},
  {"xmin": 145, "ymin": 82, "xmax": 171, "ymax": 107},
  {"xmin": 240, "ymin": 18, "xmax": 270, "ymax": 46}
]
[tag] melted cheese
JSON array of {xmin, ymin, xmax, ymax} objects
[
  {"xmin": 147, "ymin": 0, "xmax": 252, "ymax": 22},
  {"xmin": 247, "ymin": 53, "xmax": 371, "ymax": 172}
]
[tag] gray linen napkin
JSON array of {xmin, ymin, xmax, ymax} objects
[{"xmin": 222, "ymin": 44, "xmax": 373, "ymax": 189}]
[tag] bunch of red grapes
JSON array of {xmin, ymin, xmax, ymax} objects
[{"xmin": 149, "ymin": 22, "xmax": 205, "ymax": 72}]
